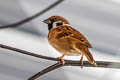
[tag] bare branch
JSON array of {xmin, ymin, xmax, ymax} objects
[
  {"xmin": 28, "ymin": 63, "xmax": 62, "ymax": 80},
  {"xmin": 0, "ymin": 44, "xmax": 56, "ymax": 61},
  {"xmin": 0, "ymin": 43, "xmax": 120, "ymax": 80},
  {"xmin": 0, "ymin": 0, "xmax": 64, "ymax": 29},
  {"xmin": 0, "ymin": 44, "xmax": 120, "ymax": 69},
  {"xmin": 28, "ymin": 61, "xmax": 120, "ymax": 80}
]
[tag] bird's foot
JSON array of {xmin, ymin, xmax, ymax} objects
[
  {"xmin": 80, "ymin": 55, "xmax": 83, "ymax": 69},
  {"xmin": 91, "ymin": 61, "xmax": 97, "ymax": 67},
  {"xmin": 57, "ymin": 57, "xmax": 65, "ymax": 65}
]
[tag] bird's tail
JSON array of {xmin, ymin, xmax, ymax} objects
[{"xmin": 82, "ymin": 49, "xmax": 97, "ymax": 66}]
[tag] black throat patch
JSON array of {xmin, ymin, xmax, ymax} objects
[{"xmin": 48, "ymin": 24, "xmax": 53, "ymax": 30}]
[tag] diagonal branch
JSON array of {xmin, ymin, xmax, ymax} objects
[
  {"xmin": 28, "ymin": 63, "xmax": 62, "ymax": 80},
  {"xmin": 0, "ymin": 43, "xmax": 120, "ymax": 80},
  {"xmin": 0, "ymin": 44, "xmax": 57, "ymax": 61},
  {"xmin": 0, "ymin": 43, "xmax": 120, "ymax": 69},
  {"xmin": 28, "ymin": 61, "xmax": 120, "ymax": 80},
  {"xmin": 0, "ymin": 0, "xmax": 64, "ymax": 29}
]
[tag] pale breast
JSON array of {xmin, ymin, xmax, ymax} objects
[
  {"xmin": 48, "ymin": 29, "xmax": 66, "ymax": 53},
  {"xmin": 48, "ymin": 29, "xmax": 82, "ymax": 56}
]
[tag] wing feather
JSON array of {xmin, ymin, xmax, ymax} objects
[{"xmin": 56, "ymin": 26, "xmax": 92, "ymax": 48}]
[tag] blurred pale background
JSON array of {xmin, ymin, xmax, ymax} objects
[{"xmin": 0, "ymin": 0, "xmax": 120, "ymax": 80}]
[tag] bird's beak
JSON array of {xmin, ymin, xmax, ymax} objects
[{"xmin": 43, "ymin": 19, "xmax": 52, "ymax": 24}]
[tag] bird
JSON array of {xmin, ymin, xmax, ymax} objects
[{"xmin": 43, "ymin": 15, "xmax": 97, "ymax": 67}]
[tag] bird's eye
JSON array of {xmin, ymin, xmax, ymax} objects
[{"xmin": 54, "ymin": 18, "xmax": 59, "ymax": 21}]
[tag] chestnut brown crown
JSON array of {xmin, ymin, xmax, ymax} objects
[{"xmin": 43, "ymin": 16, "xmax": 70, "ymax": 30}]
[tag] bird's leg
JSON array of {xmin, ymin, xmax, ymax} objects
[
  {"xmin": 80, "ymin": 54, "xmax": 84, "ymax": 68},
  {"xmin": 57, "ymin": 52, "xmax": 66, "ymax": 65}
]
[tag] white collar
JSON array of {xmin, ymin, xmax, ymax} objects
[{"xmin": 53, "ymin": 21, "xmax": 71, "ymax": 29}]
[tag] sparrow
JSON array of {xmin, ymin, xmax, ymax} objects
[{"xmin": 43, "ymin": 16, "xmax": 97, "ymax": 67}]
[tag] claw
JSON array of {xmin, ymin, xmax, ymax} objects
[
  {"xmin": 57, "ymin": 57, "xmax": 60, "ymax": 63},
  {"xmin": 57, "ymin": 57, "xmax": 65, "ymax": 65},
  {"xmin": 57, "ymin": 52, "xmax": 66, "ymax": 65},
  {"xmin": 91, "ymin": 61, "xmax": 97, "ymax": 67}
]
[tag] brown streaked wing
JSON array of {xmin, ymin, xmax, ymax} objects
[{"xmin": 56, "ymin": 26, "xmax": 92, "ymax": 48}]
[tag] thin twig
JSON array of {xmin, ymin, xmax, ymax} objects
[
  {"xmin": 28, "ymin": 63, "xmax": 62, "ymax": 80},
  {"xmin": 28, "ymin": 61, "xmax": 120, "ymax": 80},
  {"xmin": 0, "ymin": 0, "xmax": 64, "ymax": 29},
  {"xmin": 0, "ymin": 43, "xmax": 120, "ymax": 80},
  {"xmin": 1, "ymin": 43, "xmax": 120, "ymax": 69},
  {"xmin": 0, "ymin": 44, "xmax": 120, "ymax": 69},
  {"xmin": 0, "ymin": 44, "xmax": 56, "ymax": 61}
]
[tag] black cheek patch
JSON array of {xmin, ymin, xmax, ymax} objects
[{"xmin": 56, "ymin": 23, "xmax": 63, "ymax": 26}]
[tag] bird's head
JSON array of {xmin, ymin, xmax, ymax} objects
[{"xmin": 43, "ymin": 16, "xmax": 70, "ymax": 30}]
